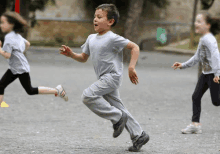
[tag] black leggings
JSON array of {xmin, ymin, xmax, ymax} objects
[
  {"xmin": 0, "ymin": 69, "xmax": 38, "ymax": 95},
  {"xmin": 192, "ymin": 73, "xmax": 220, "ymax": 122}
]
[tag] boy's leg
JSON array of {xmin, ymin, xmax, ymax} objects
[
  {"xmin": 0, "ymin": 69, "xmax": 18, "ymax": 104},
  {"xmin": 103, "ymin": 89, "xmax": 143, "ymax": 143},
  {"xmin": 207, "ymin": 74, "xmax": 220, "ymax": 106},
  {"xmin": 82, "ymin": 78, "xmax": 122, "ymax": 125}
]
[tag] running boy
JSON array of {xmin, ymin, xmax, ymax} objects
[
  {"xmin": 59, "ymin": 3, "xmax": 149, "ymax": 152},
  {"xmin": 172, "ymin": 12, "xmax": 220, "ymax": 134},
  {"xmin": 0, "ymin": 11, "xmax": 68, "ymax": 106}
]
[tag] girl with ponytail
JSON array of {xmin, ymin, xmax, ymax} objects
[{"xmin": 172, "ymin": 12, "xmax": 220, "ymax": 134}]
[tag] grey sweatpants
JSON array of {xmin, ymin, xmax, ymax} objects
[{"xmin": 82, "ymin": 73, "xmax": 143, "ymax": 143}]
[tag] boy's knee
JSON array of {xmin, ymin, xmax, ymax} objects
[
  {"xmin": 82, "ymin": 93, "xmax": 89, "ymax": 104},
  {"xmin": 82, "ymin": 90, "xmax": 92, "ymax": 104},
  {"xmin": 81, "ymin": 89, "xmax": 97, "ymax": 105}
]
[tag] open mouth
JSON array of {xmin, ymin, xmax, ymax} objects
[{"xmin": 94, "ymin": 24, "xmax": 98, "ymax": 27}]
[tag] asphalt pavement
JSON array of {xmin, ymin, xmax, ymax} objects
[{"xmin": 0, "ymin": 47, "xmax": 219, "ymax": 154}]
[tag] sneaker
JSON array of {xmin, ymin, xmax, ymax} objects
[
  {"xmin": 113, "ymin": 111, "xmax": 128, "ymax": 138},
  {"xmin": 181, "ymin": 123, "xmax": 202, "ymax": 134},
  {"xmin": 128, "ymin": 131, "xmax": 150, "ymax": 152},
  {"xmin": 55, "ymin": 85, "xmax": 68, "ymax": 102}
]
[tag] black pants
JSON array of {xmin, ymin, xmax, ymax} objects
[
  {"xmin": 192, "ymin": 73, "xmax": 220, "ymax": 122},
  {"xmin": 0, "ymin": 69, "xmax": 38, "ymax": 95}
]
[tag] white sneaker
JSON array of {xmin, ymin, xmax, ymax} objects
[
  {"xmin": 181, "ymin": 123, "xmax": 202, "ymax": 134},
  {"xmin": 55, "ymin": 85, "xmax": 68, "ymax": 102}
]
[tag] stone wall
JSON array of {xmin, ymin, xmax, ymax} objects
[{"xmin": 27, "ymin": 0, "xmax": 220, "ymax": 46}]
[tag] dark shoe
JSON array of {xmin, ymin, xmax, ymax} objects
[
  {"xmin": 113, "ymin": 111, "xmax": 128, "ymax": 138},
  {"xmin": 128, "ymin": 131, "xmax": 149, "ymax": 152}
]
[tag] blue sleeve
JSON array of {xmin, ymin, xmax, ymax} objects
[
  {"xmin": 113, "ymin": 34, "xmax": 130, "ymax": 53},
  {"xmin": 81, "ymin": 35, "xmax": 92, "ymax": 56},
  {"xmin": 2, "ymin": 38, "xmax": 13, "ymax": 54}
]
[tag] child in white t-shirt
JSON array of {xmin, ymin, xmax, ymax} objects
[
  {"xmin": 0, "ymin": 12, "xmax": 68, "ymax": 107},
  {"xmin": 59, "ymin": 4, "xmax": 149, "ymax": 152}
]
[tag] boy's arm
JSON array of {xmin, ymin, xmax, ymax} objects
[
  {"xmin": 125, "ymin": 41, "xmax": 139, "ymax": 85},
  {"xmin": 126, "ymin": 41, "xmax": 139, "ymax": 70},
  {"xmin": 0, "ymin": 40, "xmax": 11, "ymax": 59},
  {"xmin": 60, "ymin": 45, "xmax": 89, "ymax": 63}
]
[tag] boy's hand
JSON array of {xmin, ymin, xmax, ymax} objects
[
  {"xmin": 128, "ymin": 67, "xmax": 139, "ymax": 85},
  {"xmin": 171, "ymin": 62, "xmax": 182, "ymax": 70},
  {"xmin": 59, "ymin": 45, "xmax": 73, "ymax": 58},
  {"xmin": 213, "ymin": 76, "xmax": 219, "ymax": 84}
]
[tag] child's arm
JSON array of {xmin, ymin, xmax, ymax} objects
[
  {"xmin": 0, "ymin": 41, "xmax": 11, "ymax": 59},
  {"xmin": 125, "ymin": 41, "xmax": 139, "ymax": 85},
  {"xmin": 60, "ymin": 45, "xmax": 89, "ymax": 63},
  {"xmin": 172, "ymin": 44, "xmax": 200, "ymax": 70},
  {"xmin": 24, "ymin": 40, "xmax": 30, "ymax": 53}
]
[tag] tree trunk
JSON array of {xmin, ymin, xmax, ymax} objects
[
  {"xmin": 19, "ymin": 0, "xmax": 30, "ymax": 57},
  {"xmin": 123, "ymin": 0, "xmax": 144, "ymax": 64},
  {"xmin": 0, "ymin": 0, "xmax": 7, "ymax": 16},
  {"xmin": 189, "ymin": 0, "xmax": 198, "ymax": 49},
  {"xmin": 20, "ymin": 0, "xmax": 30, "ymax": 38},
  {"xmin": 189, "ymin": 0, "xmax": 202, "ymax": 79}
]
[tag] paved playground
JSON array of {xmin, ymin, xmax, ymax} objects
[{"xmin": 0, "ymin": 47, "xmax": 219, "ymax": 154}]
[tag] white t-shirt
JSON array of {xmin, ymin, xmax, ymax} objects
[
  {"xmin": 81, "ymin": 31, "xmax": 130, "ymax": 87},
  {"xmin": 2, "ymin": 31, "xmax": 30, "ymax": 74}
]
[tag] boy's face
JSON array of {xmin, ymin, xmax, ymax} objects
[
  {"xmin": 94, "ymin": 9, "xmax": 114, "ymax": 34},
  {"xmin": 194, "ymin": 14, "xmax": 210, "ymax": 34}
]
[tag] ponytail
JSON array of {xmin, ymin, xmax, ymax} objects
[{"xmin": 202, "ymin": 12, "xmax": 220, "ymax": 35}]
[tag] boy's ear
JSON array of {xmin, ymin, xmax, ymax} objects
[{"xmin": 108, "ymin": 19, "xmax": 115, "ymax": 26}]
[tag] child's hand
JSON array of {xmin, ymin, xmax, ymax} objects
[
  {"xmin": 0, "ymin": 40, "xmax": 2, "ymax": 47},
  {"xmin": 171, "ymin": 62, "xmax": 182, "ymax": 70},
  {"xmin": 213, "ymin": 76, "xmax": 219, "ymax": 84},
  {"xmin": 59, "ymin": 45, "xmax": 73, "ymax": 58},
  {"xmin": 128, "ymin": 67, "xmax": 139, "ymax": 85}
]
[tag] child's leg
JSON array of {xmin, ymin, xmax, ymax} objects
[
  {"xmin": 0, "ymin": 95, "xmax": 4, "ymax": 105},
  {"xmin": 0, "ymin": 69, "xmax": 18, "ymax": 104},
  {"xmin": 82, "ymin": 78, "xmax": 122, "ymax": 124},
  {"xmin": 38, "ymin": 87, "xmax": 58, "ymax": 95},
  {"xmin": 103, "ymin": 90, "xmax": 143, "ymax": 143},
  {"xmin": 18, "ymin": 72, "xmax": 58, "ymax": 95},
  {"xmin": 207, "ymin": 74, "xmax": 220, "ymax": 106},
  {"xmin": 192, "ymin": 73, "xmax": 209, "ymax": 123}
]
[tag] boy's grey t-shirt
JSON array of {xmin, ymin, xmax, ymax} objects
[
  {"xmin": 2, "ymin": 31, "xmax": 30, "ymax": 74},
  {"xmin": 182, "ymin": 33, "xmax": 220, "ymax": 77},
  {"xmin": 81, "ymin": 31, "xmax": 130, "ymax": 84}
]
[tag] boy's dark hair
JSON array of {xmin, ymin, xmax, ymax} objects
[
  {"xmin": 96, "ymin": 4, "xmax": 119, "ymax": 27},
  {"xmin": 201, "ymin": 12, "xmax": 220, "ymax": 36}
]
